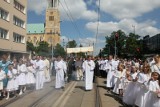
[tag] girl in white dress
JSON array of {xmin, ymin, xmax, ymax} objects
[
  {"xmin": 113, "ymin": 62, "xmax": 125, "ymax": 96},
  {"xmin": 151, "ymin": 55, "xmax": 160, "ymax": 74},
  {"xmin": 0, "ymin": 66, "xmax": 6, "ymax": 96},
  {"xmin": 145, "ymin": 72, "xmax": 160, "ymax": 107},
  {"xmin": 6, "ymin": 65, "xmax": 18, "ymax": 99},
  {"xmin": 134, "ymin": 63, "xmax": 151, "ymax": 107},
  {"xmin": 17, "ymin": 59, "xmax": 27, "ymax": 95},
  {"xmin": 122, "ymin": 67, "xmax": 131, "ymax": 94},
  {"xmin": 123, "ymin": 65, "xmax": 138, "ymax": 105},
  {"xmin": 26, "ymin": 62, "xmax": 36, "ymax": 88}
]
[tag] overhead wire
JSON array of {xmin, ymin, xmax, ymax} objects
[
  {"xmin": 63, "ymin": 0, "xmax": 84, "ymax": 38},
  {"xmin": 94, "ymin": 0, "xmax": 101, "ymax": 55},
  {"xmin": 59, "ymin": 0, "xmax": 82, "ymax": 46}
]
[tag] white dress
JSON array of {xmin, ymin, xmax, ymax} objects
[
  {"xmin": 17, "ymin": 64, "xmax": 27, "ymax": 85},
  {"xmin": 134, "ymin": 73, "xmax": 150, "ymax": 107},
  {"xmin": 26, "ymin": 66, "xmax": 36, "ymax": 84},
  {"xmin": 113, "ymin": 69, "xmax": 126, "ymax": 94},
  {"xmin": 82, "ymin": 60, "xmax": 95, "ymax": 90},
  {"xmin": 12, "ymin": 69, "xmax": 19, "ymax": 90},
  {"xmin": 145, "ymin": 80, "xmax": 160, "ymax": 107},
  {"xmin": 6, "ymin": 70, "xmax": 17, "ymax": 91},
  {"xmin": 0, "ymin": 70, "xmax": 6, "ymax": 90},
  {"xmin": 123, "ymin": 72, "xmax": 138, "ymax": 105}
]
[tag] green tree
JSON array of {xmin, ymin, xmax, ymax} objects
[
  {"xmin": 102, "ymin": 30, "xmax": 127, "ymax": 57},
  {"xmin": 101, "ymin": 30, "xmax": 142, "ymax": 58},
  {"xmin": 53, "ymin": 44, "xmax": 66, "ymax": 57},
  {"xmin": 125, "ymin": 33, "xmax": 141, "ymax": 56},
  {"xmin": 66, "ymin": 40, "xmax": 77, "ymax": 48},
  {"xmin": 27, "ymin": 41, "xmax": 36, "ymax": 54},
  {"xmin": 36, "ymin": 41, "xmax": 50, "ymax": 56}
]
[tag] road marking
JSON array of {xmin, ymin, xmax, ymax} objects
[
  {"xmin": 59, "ymin": 82, "xmax": 77, "ymax": 107},
  {"xmin": 52, "ymin": 81, "xmax": 77, "ymax": 107}
]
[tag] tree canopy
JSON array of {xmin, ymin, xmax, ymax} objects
[
  {"xmin": 101, "ymin": 30, "xmax": 142, "ymax": 58},
  {"xmin": 66, "ymin": 40, "xmax": 77, "ymax": 48},
  {"xmin": 53, "ymin": 43, "xmax": 66, "ymax": 57}
]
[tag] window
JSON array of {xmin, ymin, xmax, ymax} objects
[
  {"xmin": 34, "ymin": 37, "xmax": 37, "ymax": 43},
  {"xmin": 48, "ymin": 37, "xmax": 52, "ymax": 44},
  {"xmin": 0, "ymin": 28, "xmax": 8, "ymax": 39},
  {"xmin": 0, "ymin": 8, "xmax": 9, "ymax": 21},
  {"xmin": 13, "ymin": 16, "xmax": 25, "ymax": 28},
  {"xmin": 40, "ymin": 36, "xmax": 43, "ymax": 41},
  {"xmin": 49, "ymin": 16, "xmax": 54, "ymax": 21},
  {"xmin": 13, "ymin": 33, "xmax": 24, "ymax": 43},
  {"xmin": 14, "ymin": 0, "xmax": 25, "ymax": 13}
]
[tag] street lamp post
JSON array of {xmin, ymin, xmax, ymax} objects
[
  {"xmin": 114, "ymin": 38, "xmax": 116, "ymax": 58},
  {"xmin": 51, "ymin": 36, "xmax": 54, "ymax": 59},
  {"xmin": 114, "ymin": 33, "xmax": 118, "ymax": 58},
  {"xmin": 132, "ymin": 25, "xmax": 136, "ymax": 35}
]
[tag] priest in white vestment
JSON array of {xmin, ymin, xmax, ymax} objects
[
  {"xmin": 55, "ymin": 56, "xmax": 67, "ymax": 89},
  {"xmin": 82, "ymin": 56, "xmax": 95, "ymax": 90},
  {"xmin": 106, "ymin": 55, "xmax": 117, "ymax": 89},
  {"xmin": 35, "ymin": 56, "xmax": 45, "ymax": 90},
  {"xmin": 44, "ymin": 57, "xmax": 51, "ymax": 82}
]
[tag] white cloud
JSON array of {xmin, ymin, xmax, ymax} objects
[
  {"xmin": 27, "ymin": 0, "xmax": 98, "ymax": 21},
  {"xmin": 86, "ymin": 19, "xmax": 160, "ymax": 37},
  {"xmin": 59, "ymin": 0, "xmax": 97, "ymax": 21},
  {"xmin": 99, "ymin": 0, "xmax": 160, "ymax": 19},
  {"xmin": 27, "ymin": 0, "xmax": 47, "ymax": 15}
]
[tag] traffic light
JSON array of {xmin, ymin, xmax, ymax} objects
[
  {"xmin": 115, "ymin": 33, "xmax": 119, "ymax": 41},
  {"xmin": 136, "ymin": 48, "xmax": 140, "ymax": 52}
]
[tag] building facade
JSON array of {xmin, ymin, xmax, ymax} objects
[
  {"xmin": 0, "ymin": 0, "xmax": 27, "ymax": 59},
  {"xmin": 27, "ymin": 0, "xmax": 60, "ymax": 47},
  {"xmin": 143, "ymin": 34, "xmax": 160, "ymax": 54}
]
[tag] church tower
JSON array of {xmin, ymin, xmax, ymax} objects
[{"xmin": 44, "ymin": 0, "xmax": 60, "ymax": 46}]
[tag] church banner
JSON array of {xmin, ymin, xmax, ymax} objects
[{"xmin": 67, "ymin": 46, "xmax": 93, "ymax": 53}]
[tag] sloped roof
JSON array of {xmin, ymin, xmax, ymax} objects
[{"xmin": 27, "ymin": 23, "xmax": 45, "ymax": 34}]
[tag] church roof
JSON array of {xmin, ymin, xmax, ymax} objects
[{"xmin": 27, "ymin": 23, "xmax": 45, "ymax": 34}]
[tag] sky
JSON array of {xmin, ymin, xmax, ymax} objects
[{"xmin": 27, "ymin": 0, "xmax": 160, "ymax": 55}]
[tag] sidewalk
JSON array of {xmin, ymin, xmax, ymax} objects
[{"xmin": 97, "ymin": 77, "xmax": 123, "ymax": 107}]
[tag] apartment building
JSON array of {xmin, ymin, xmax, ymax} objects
[{"xmin": 0, "ymin": 0, "xmax": 27, "ymax": 59}]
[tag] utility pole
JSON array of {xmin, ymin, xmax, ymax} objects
[
  {"xmin": 52, "ymin": 38, "xmax": 53, "ymax": 59},
  {"xmin": 63, "ymin": 39, "xmax": 65, "ymax": 48},
  {"xmin": 92, "ymin": 42, "xmax": 94, "ymax": 56},
  {"xmin": 132, "ymin": 25, "xmax": 136, "ymax": 35}
]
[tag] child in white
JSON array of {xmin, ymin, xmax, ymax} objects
[
  {"xmin": 17, "ymin": 59, "xmax": 27, "ymax": 95},
  {"xmin": 123, "ymin": 65, "xmax": 138, "ymax": 105},
  {"xmin": 113, "ymin": 62, "xmax": 126, "ymax": 96},
  {"xmin": 135, "ymin": 63, "xmax": 151, "ymax": 107},
  {"xmin": 145, "ymin": 72, "xmax": 160, "ymax": 107},
  {"xmin": 6, "ymin": 65, "xmax": 18, "ymax": 99},
  {"xmin": 0, "ymin": 66, "xmax": 6, "ymax": 96},
  {"xmin": 26, "ymin": 62, "xmax": 36, "ymax": 85}
]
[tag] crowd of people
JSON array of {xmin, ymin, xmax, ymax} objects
[
  {"xmin": 0, "ymin": 54, "xmax": 51, "ymax": 100},
  {"xmin": 95, "ymin": 55, "xmax": 160, "ymax": 107},
  {"xmin": 0, "ymin": 52, "xmax": 160, "ymax": 107}
]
